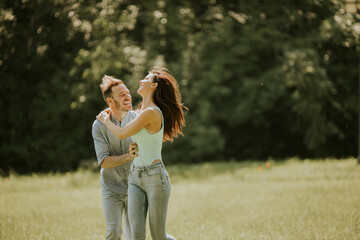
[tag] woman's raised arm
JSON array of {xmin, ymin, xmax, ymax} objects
[{"xmin": 96, "ymin": 109, "xmax": 157, "ymax": 140}]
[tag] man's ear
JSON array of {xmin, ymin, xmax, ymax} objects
[{"xmin": 105, "ymin": 97, "xmax": 113, "ymax": 106}]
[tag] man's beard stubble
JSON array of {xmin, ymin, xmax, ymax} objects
[{"xmin": 114, "ymin": 99, "xmax": 130, "ymax": 113}]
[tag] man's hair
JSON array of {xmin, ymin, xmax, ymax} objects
[{"xmin": 100, "ymin": 75, "xmax": 124, "ymax": 102}]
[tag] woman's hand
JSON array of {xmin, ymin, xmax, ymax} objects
[
  {"xmin": 96, "ymin": 111, "xmax": 111, "ymax": 124},
  {"xmin": 129, "ymin": 142, "xmax": 139, "ymax": 158}
]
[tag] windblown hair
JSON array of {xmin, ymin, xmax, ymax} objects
[
  {"xmin": 149, "ymin": 67, "xmax": 187, "ymax": 142},
  {"xmin": 100, "ymin": 75, "xmax": 124, "ymax": 102}
]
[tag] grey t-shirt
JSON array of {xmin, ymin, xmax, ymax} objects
[{"xmin": 92, "ymin": 110, "xmax": 137, "ymax": 195}]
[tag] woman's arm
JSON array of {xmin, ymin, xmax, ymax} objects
[{"xmin": 96, "ymin": 109, "xmax": 157, "ymax": 140}]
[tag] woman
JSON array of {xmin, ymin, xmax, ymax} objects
[{"xmin": 96, "ymin": 67, "xmax": 186, "ymax": 240}]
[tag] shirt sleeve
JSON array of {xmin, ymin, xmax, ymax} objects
[{"xmin": 92, "ymin": 120, "xmax": 110, "ymax": 166}]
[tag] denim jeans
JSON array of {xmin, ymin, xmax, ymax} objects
[
  {"xmin": 128, "ymin": 162, "xmax": 176, "ymax": 240},
  {"xmin": 101, "ymin": 187, "xmax": 131, "ymax": 240}
]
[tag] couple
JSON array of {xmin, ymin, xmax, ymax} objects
[{"xmin": 92, "ymin": 67, "xmax": 186, "ymax": 240}]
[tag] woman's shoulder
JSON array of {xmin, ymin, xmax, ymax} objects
[
  {"xmin": 148, "ymin": 106, "xmax": 162, "ymax": 115},
  {"xmin": 137, "ymin": 106, "xmax": 161, "ymax": 118}
]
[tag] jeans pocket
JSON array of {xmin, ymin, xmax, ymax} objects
[{"xmin": 146, "ymin": 167, "xmax": 161, "ymax": 176}]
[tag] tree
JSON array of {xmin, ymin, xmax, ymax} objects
[{"xmin": 0, "ymin": 0, "xmax": 358, "ymax": 174}]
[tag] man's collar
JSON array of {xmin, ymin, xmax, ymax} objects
[{"xmin": 110, "ymin": 111, "xmax": 129, "ymax": 124}]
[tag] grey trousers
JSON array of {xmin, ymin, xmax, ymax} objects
[{"xmin": 101, "ymin": 187, "xmax": 131, "ymax": 240}]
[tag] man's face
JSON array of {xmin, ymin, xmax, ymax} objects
[{"xmin": 109, "ymin": 84, "xmax": 132, "ymax": 112}]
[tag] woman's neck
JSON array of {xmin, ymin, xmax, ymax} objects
[{"xmin": 141, "ymin": 93, "xmax": 156, "ymax": 109}]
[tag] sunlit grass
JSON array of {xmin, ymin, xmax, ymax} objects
[{"xmin": 1, "ymin": 158, "xmax": 360, "ymax": 240}]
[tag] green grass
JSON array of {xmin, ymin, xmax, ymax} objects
[{"xmin": 1, "ymin": 158, "xmax": 360, "ymax": 240}]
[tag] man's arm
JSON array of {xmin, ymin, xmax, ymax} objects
[
  {"xmin": 92, "ymin": 120, "xmax": 133, "ymax": 169},
  {"xmin": 101, "ymin": 154, "xmax": 133, "ymax": 169}
]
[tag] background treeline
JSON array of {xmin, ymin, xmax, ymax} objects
[{"xmin": 0, "ymin": 0, "xmax": 359, "ymax": 175}]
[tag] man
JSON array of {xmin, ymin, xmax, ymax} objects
[{"xmin": 92, "ymin": 75, "xmax": 137, "ymax": 240}]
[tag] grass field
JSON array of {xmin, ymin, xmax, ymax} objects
[{"xmin": 1, "ymin": 158, "xmax": 360, "ymax": 240}]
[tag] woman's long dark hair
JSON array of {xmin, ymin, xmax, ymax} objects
[{"xmin": 149, "ymin": 67, "xmax": 187, "ymax": 142}]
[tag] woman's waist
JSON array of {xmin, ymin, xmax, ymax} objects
[
  {"xmin": 134, "ymin": 146, "xmax": 162, "ymax": 159},
  {"xmin": 133, "ymin": 154, "xmax": 162, "ymax": 167},
  {"xmin": 131, "ymin": 159, "xmax": 162, "ymax": 170}
]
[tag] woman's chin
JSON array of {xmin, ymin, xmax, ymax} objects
[{"xmin": 137, "ymin": 89, "xmax": 143, "ymax": 96}]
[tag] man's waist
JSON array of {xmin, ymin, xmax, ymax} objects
[{"xmin": 101, "ymin": 167, "xmax": 129, "ymax": 179}]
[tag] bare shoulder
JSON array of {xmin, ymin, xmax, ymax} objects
[
  {"xmin": 141, "ymin": 107, "xmax": 159, "ymax": 115},
  {"xmin": 138, "ymin": 107, "xmax": 161, "ymax": 120}
]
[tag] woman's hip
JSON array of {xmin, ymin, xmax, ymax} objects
[{"xmin": 128, "ymin": 162, "xmax": 171, "ymax": 191}]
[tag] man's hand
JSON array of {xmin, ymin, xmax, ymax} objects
[{"xmin": 129, "ymin": 142, "xmax": 139, "ymax": 158}]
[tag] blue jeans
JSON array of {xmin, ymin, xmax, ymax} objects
[
  {"xmin": 101, "ymin": 188, "xmax": 131, "ymax": 240},
  {"xmin": 128, "ymin": 163, "xmax": 176, "ymax": 240}
]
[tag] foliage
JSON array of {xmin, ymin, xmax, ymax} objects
[
  {"xmin": 0, "ymin": 0, "xmax": 359, "ymax": 174},
  {"xmin": 0, "ymin": 0, "xmax": 89, "ymax": 174}
]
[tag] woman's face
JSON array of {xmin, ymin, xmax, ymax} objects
[{"xmin": 137, "ymin": 73, "xmax": 156, "ymax": 95}]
